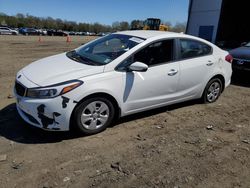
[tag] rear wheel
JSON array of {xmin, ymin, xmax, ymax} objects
[
  {"xmin": 74, "ymin": 97, "xmax": 115, "ymax": 135},
  {"xmin": 202, "ymin": 78, "xmax": 222, "ymax": 103}
]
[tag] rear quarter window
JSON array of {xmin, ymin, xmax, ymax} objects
[{"xmin": 180, "ymin": 39, "xmax": 212, "ymax": 59}]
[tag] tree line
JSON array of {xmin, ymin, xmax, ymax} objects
[{"xmin": 0, "ymin": 13, "xmax": 186, "ymax": 33}]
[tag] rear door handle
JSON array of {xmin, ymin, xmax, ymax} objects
[
  {"xmin": 206, "ymin": 61, "xmax": 214, "ymax": 66},
  {"xmin": 168, "ymin": 69, "xmax": 178, "ymax": 76}
]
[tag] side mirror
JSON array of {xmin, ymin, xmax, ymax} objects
[{"xmin": 128, "ymin": 62, "xmax": 148, "ymax": 72}]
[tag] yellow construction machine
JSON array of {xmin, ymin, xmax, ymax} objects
[{"xmin": 143, "ymin": 18, "xmax": 168, "ymax": 31}]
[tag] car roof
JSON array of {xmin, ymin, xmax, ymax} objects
[
  {"xmin": 116, "ymin": 30, "xmax": 215, "ymax": 47},
  {"xmin": 116, "ymin": 30, "xmax": 182, "ymax": 39}
]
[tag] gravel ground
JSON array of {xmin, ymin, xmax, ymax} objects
[{"xmin": 0, "ymin": 35, "xmax": 250, "ymax": 188}]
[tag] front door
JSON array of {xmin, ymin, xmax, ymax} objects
[{"xmin": 122, "ymin": 39, "xmax": 180, "ymax": 113}]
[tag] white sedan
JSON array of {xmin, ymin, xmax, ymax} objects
[
  {"xmin": 0, "ymin": 27, "xmax": 18, "ymax": 35},
  {"xmin": 14, "ymin": 31, "xmax": 232, "ymax": 134}
]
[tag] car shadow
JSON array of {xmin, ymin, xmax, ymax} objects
[
  {"xmin": 0, "ymin": 100, "xmax": 200, "ymax": 144},
  {"xmin": 115, "ymin": 99, "xmax": 201, "ymax": 126},
  {"xmin": 231, "ymin": 72, "xmax": 250, "ymax": 87}
]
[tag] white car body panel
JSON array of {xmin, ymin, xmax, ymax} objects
[
  {"xmin": 121, "ymin": 62, "xmax": 180, "ymax": 113},
  {"xmin": 14, "ymin": 31, "xmax": 232, "ymax": 131},
  {"xmin": 22, "ymin": 53, "xmax": 105, "ymax": 86},
  {"xmin": 178, "ymin": 55, "xmax": 217, "ymax": 98}
]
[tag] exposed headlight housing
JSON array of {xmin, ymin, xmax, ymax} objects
[
  {"xmin": 26, "ymin": 80, "xmax": 83, "ymax": 99},
  {"xmin": 26, "ymin": 88, "xmax": 58, "ymax": 98}
]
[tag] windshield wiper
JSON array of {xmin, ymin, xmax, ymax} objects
[
  {"xmin": 67, "ymin": 50, "xmax": 81, "ymax": 62},
  {"xmin": 67, "ymin": 50, "xmax": 100, "ymax": 66},
  {"xmin": 78, "ymin": 54, "xmax": 100, "ymax": 66}
]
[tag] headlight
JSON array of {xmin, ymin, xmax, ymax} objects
[
  {"xmin": 26, "ymin": 80, "xmax": 83, "ymax": 99},
  {"xmin": 26, "ymin": 88, "xmax": 58, "ymax": 98}
]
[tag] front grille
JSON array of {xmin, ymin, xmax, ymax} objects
[{"xmin": 15, "ymin": 81, "xmax": 26, "ymax": 96}]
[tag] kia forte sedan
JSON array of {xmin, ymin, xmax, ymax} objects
[{"xmin": 14, "ymin": 31, "xmax": 232, "ymax": 134}]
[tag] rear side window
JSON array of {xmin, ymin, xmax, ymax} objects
[
  {"xmin": 134, "ymin": 39, "xmax": 174, "ymax": 66},
  {"xmin": 180, "ymin": 39, "xmax": 212, "ymax": 59}
]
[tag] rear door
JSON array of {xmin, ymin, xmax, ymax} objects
[{"xmin": 177, "ymin": 38, "xmax": 215, "ymax": 98}]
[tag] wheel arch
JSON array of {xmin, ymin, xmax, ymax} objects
[
  {"xmin": 69, "ymin": 92, "xmax": 121, "ymax": 130},
  {"xmin": 200, "ymin": 74, "xmax": 225, "ymax": 103},
  {"xmin": 209, "ymin": 74, "xmax": 225, "ymax": 92}
]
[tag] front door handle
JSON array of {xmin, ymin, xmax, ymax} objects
[{"xmin": 168, "ymin": 69, "xmax": 178, "ymax": 76}]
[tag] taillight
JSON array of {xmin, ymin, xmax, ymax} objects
[{"xmin": 225, "ymin": 54, "xmax": 233, "ymax": 63}]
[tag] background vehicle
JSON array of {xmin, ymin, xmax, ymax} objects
[
  {"xmin": 97, "ymin": 32, "xmax": 106, "ymax": 36},
  {"xmin": 14, "ymin": 31, "xmax": 232, "ymax": 135},
  {"xmin": 37, "ymin": 29, "xmax": 47, "ymax": 35},
  {"xmin": 68, "ymin": 31, "xmax": 76, "ymax": 35},
  {"xmin": 143, "ymin": 18, "xmax": 168, "ymax": 31},
  {"xmin": 0, "ymin": 27, "xmax": 18, "ymax": 35},
  {"xmin": 19, "ymin": 28, "xmax": 41, "ymax": 35},
  {"xmin": 47, "ymin": 29, "xmax": 68, "ymax": 36},
  {"xmin": 230, "ymin": 42, "xmax": 250, "ymax": 73}
]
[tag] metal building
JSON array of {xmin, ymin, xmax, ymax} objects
[{"xmin": 186, "ymin": 0, "xmax": 249, "ymax": 48}]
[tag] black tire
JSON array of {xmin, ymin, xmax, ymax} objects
[
  {"xmin": 73, "ymin": 97, "xmax": 115, "ymax": 135},
  {"xmin": 202, "ymin": 78, "xmax": 222, "ymax": 103}
]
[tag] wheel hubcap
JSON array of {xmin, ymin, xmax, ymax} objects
[
  {"xmin": 207, "ymin": 82, "xmax": 221, "ymax": 102},
  {"xmin": 80, "ymin": 101, "xmax": 109, "ymax": 130}
]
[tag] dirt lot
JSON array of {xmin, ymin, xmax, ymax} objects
[{"xmin": 0, "ymin": 35, "xmax": 250, "ymax": 188}]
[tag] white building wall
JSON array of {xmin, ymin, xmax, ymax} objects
[{"xmin": 187, "ymin": 0, "xmax": 223, "ymax": 43}]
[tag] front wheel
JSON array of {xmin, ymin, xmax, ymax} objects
[
  {"xmin": 73, "ymin": 97, "xmax": 115, "ymax": 135},
  {"xmin": 202, "ymin": 78, "xmax": 222, "ymax": 103}
]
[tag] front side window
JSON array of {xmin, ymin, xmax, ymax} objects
[
  {"xmin": 133, "ymin": 39, "xmax": 174, "ymax": 66},
  {"xmin": 180, "ymin": 39, "xmax": 212, "ymax": 59},
  {"xmin": 67, "ymin": 34, "xmax": 145, "ymax": 66}
]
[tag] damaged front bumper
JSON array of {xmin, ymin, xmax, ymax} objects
[
  {"xmin": 15, "ymin": 95, "xmax": 76, "ymax": 131},
  {"xmin": 14, "ymin": 81, "xmax": 78, "ymax": 131}
]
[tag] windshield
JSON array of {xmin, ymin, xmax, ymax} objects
[{"xmin": 66, "ymin": 34, "xmax": 145, "ymax": 66}]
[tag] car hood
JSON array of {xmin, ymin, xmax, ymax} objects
[
  {"xmin": 229, "ymin": 47, "xmax": 250, "ymax": 59},
  {"xmin": 22, "ymin": 53, "xmax": 104, "ymax": 86}
]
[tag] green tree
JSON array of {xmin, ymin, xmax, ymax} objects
[
  {"xmin": 170, "ymin": 22, "xmax": 186, "ymax": 33},
  {"xmin": 130, "ymin": 20, "xmax": 143, "ymax": 30}
]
